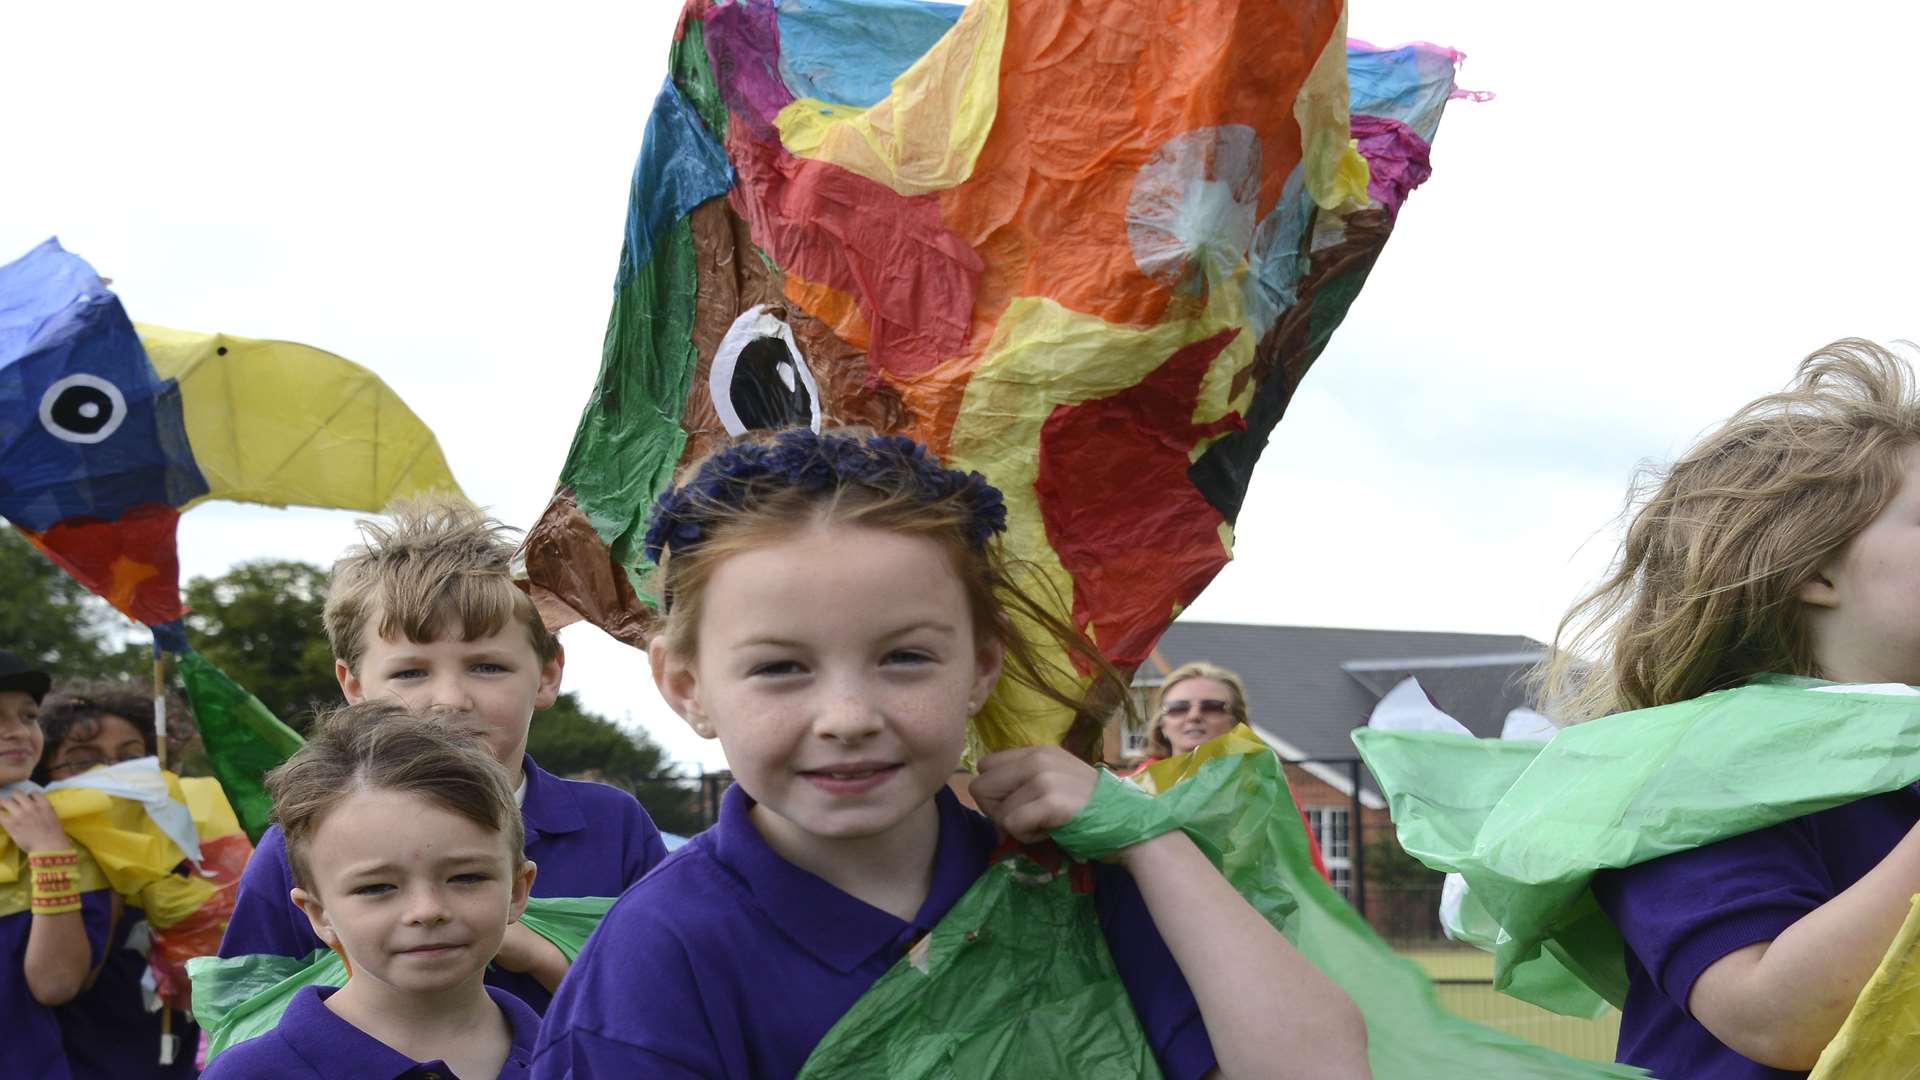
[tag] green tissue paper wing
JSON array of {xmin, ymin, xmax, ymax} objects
[{"xmin": 1354, "ymin": 677, "xmax": 1920, "ymax": 1017}]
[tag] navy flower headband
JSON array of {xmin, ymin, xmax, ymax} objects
[{"xmin": 642, "ymin": 429, "xmax": 1009, "ymax": 568}]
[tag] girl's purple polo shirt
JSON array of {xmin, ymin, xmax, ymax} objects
[
  {"xmin": 530, "ymin": 784, "xmax": 1218, "ymax": 1079},
  {"xmin": 202, "ymin": 983, "xmax": 539, "ymax": 1079},
  {"xmin": 217, "ymin": 754, "xmax": 667, "ymax": 1013},
  {"xmin": 1592, "ymin": 784, "xmax": 1920, "ymax": 1079},
  {"xmin": 57, "ymin": 903, "xmax": 200, "ymax": 1078},
  {"xmin": 2, "ymin": 888, "xmax": 113, "ymax": 1080}
]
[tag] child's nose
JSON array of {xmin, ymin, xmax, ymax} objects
[
  {"xmin": 814, "ymin": 689, "xmax": 883, "ymax": 742},
  {"xmin": 403, "ymin": 886, "xmax": 452, "ymax": 925},
  {"xmin": 426, "ymin": 676, "xmax": 475, "ymax": 712}
]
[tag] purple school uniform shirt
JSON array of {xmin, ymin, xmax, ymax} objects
[
  {"xmin": 202, "ymin": 983, "xmax": 540, "ymax": 1080},
  {"xmin": 57, "ymin": 904, "xmax": 200, "ymax": 1078},
  {"xmin": 531, "ymin": 784, "xmax": 1218, "ymax": 1079},
  {"xmin": 1593, "ymin": 784, "xmax": 1920, "ymax": 1080},
  {"xmin": 2, "ymin": 888, "xmax": 113, "ymax": 1080},
  {"xmin": 217, "ymin": 755, "xmax": 666, "ymax": 1013}
]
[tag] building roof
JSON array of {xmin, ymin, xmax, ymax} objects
[{"xmin": 1143, "ymin": 622, "xmax": 1547, "ymax": 806}]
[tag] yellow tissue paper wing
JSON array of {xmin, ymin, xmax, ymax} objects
[
  {"xmin": 774, "ymin": 0, "xmax": 1007, "ymax": 196},
  {"xmin": 1810, "ymin": 894, "xmax": 1920, "ymax": 1079},
  {"xmin": 1294, "ymin": 5, "xmax": 1371, "ymax": 209},
  {"xmin": 136, "ymin": 323, "xmax": 463, "ymax": 512}
]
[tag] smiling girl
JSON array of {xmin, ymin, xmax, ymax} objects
[
  {"xmin": 531, "ymin": 428, "xmax": 1366, "ymax": 1079},
  {"xmin": 202, "ymin": 702, "xmax": 540, "ymax": 1080}
]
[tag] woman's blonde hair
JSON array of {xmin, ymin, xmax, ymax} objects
[
  {"xmin": 268, "ymin": 701, "xmax": 525, "ymax": 893},
  {"xmin": 1150, "ymin": 661, "xmax": 1250, "ymax": 755},
  {"xmin": 1537, "ymin": 339, "xmax": 1920, "ymax": 723},
  {"xmin": 650, "ymin": 427, "xmax": 1134, "ymax": 758}
]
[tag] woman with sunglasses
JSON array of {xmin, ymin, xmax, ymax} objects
[
  {"xmin": 36, "ymin": 685, "xmax": 203, "ymax": 1078},
  {"xmin": 1145, "ymin": 662, "xmax": 1330, "ymax": 882}
]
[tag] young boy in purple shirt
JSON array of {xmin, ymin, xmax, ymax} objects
[
  {"xmin": 206, "ymin": 704, "xmax": 544, "ymax": 1079},
  {"xmin": 218, "ymin": 498, "xmax": 667, "ymax": 1013},
  {"xmin": 0, "ymin": 650, "xmax": 114, "ymax": 1080},
  {"xmin": 533, "ymin": 430, "xmax": 1369, "ymax": 1078},
  {"xmin": 1535, "ymin": 342, "xmax": 1920, "ymax": 1077}
]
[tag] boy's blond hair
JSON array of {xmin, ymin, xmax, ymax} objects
[
  {"xmin": 1537, "ymin": 339, "xmax": 1920, "ymax": 724},
  {"xmin": 325, "ymin": 494, "xmax": 560, "ymax": 673}
]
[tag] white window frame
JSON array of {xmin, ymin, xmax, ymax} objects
[{"xmin": 1305, "ymin": 805, "xmax": 1354, "ymax": 900}]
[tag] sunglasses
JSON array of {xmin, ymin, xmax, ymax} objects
[{"xmin": 1160, "ymin": 698, "xmax": 1231, "ymax": 719}]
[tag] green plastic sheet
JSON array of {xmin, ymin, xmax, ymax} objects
[
  {"xmin": 797, "ymin": 848, "xmax": 1163, "ymax": 1079},
  {"xmin": 189, "ymin": 895, "xmax": 616, "ymax": 1060},
  {"xmin": 1352, "ymin": 676, "xmax": 1920, "ymax": 1018},
  {"xmin": 799, "ymin": 725, "xmax": 1646, "ymax": 1078},
  {"xmin": 174, "ymin": 649, "xmax": 305, "ymax": 842}
]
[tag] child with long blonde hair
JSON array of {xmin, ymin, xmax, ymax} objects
[
  {"xmin": 531, "ymin": 427, "xmax": 1367, "ymax": 1079},
  {"xmin": 1539, "ymin": 339, "xmax": 1920, "ymax": 1077}
]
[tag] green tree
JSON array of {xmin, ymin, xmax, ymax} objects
[
  {"xmin": 184, "ymin": 560, "xmax": 340, "ymax": 729},
  {"xmin": 527, "ymin": 693, "xmax": 704, "ymax": 836},
  {"xmin": 0, "ymin": 528, "xmax": 146, "ymax": 680}
]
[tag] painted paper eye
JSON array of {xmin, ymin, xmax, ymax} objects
[
  {"xmin": 39, "ymin": 373, "xmax": 127, "ymax": 444},
  {"xmin": 711, "ymin": 305, "xmax": 822, "ymax": 435}
]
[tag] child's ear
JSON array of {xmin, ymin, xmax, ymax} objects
[
  {"xmin": 533, "ymin": 643, "xmax": 565, "ymax": 710},
  {"xmin": 291, "ymin": 887, "xmax": 337, "ymax": 948},
  {"xmin": 649, "ymin": 638, "xmax": 713, "ymax": 739},
  {"xmin": 1798, "ymin": 569, "xmax": 1842, "ymax": 609},
  {"xmin": 971, "ymin": 638, "xmax": 1005, "ymax": 715},
  {"xmin": 336, "ymin": 659, "xmax": 364, "ymax": 703},
  {"xmin": 508, "ymin": 859, "xmax": 536, "ymax": 923}
]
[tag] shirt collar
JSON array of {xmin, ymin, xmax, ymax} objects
[
  {"xmin": 276, "ymin": 985, "xmax": 428, "ymax": 1079},
  {"xmin": 517, "ymin": 754, "xmax": 584, "ymax": 838},
  {"xmin": 707, "ymin": 782, "xmax": 993, "ymax": 974}
]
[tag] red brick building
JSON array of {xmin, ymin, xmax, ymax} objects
[{"xmin": 1106, "ymin": 621, "xmax": 1547, "ymax": 941}]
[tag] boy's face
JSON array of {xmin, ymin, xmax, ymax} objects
[
  {"xmin": 337, "ymin": 621, "xmax": 562, "ymax": 790},
  {"xmin": 293, "ymin": 788, "xmax": 533, "ymax": 998}
]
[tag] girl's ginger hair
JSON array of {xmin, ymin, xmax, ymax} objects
[
  {"xmin": 1149, "ymin": 661, "xmax": 1251, "ymax": 756},
  {"xmin": 651, "ymin": 427, "xmax": 1135, "ymax": 758},
  {"xmin": 1537, "ymin": 339, "xmax": 1920, "ymax": 724},
  {"xmin": 268, "ymin": 700, "xmax": 525, "ymax": 894}
]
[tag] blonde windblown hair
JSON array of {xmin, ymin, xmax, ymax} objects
[
  {"xmin": 324, "ymin": 494, "xmax": 560, "ymax": 674},
  {"xmin": 1537, "ymin": 339, "xmax": 1920, "ymax": 724}
]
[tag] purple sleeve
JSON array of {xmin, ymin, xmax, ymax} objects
[
  {"xmin": 216, "ymin": 825, "xmax": 323, "ymax": 960},
  {"xmin": 624, "ymin": 799, "xmax": 669, "ymax": 884},
  {"xmin": 1593, "ymin": 818, "xmax": 1831, "ymax": 1013},
  {"xmin": 1095, "ymin": 864, "xmax": 1217, "ymax": 1080},
  {"xmin": 532, "ymin": 898, "xmax": 722, "ymax": 1078},
  {"xmin": 80, "ymin": 887, "xmax": 113, "ymax": 968}
]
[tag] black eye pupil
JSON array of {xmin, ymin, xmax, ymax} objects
[
  {"xmin": 50, "ymin": 385, "xmax": 116, "ymax": 435},
  {"xmin": 730, "ymin": 336, "xmax": 814, "ymax": 431}
]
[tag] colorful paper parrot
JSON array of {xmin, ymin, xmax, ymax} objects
[
  {"xmin": 525, "ymin": 0, "xmax": 1472, "ymax": 754},
  {"xmin": 0, "ymin": 237, "xmax": 463, "ymax": 651}
]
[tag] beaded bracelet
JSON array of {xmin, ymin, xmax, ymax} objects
[{"xmin": 28, "ymin": 849, "xmax": 83, "ymax": 915}]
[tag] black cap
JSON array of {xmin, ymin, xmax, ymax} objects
[{"xmin": 0, "ymin": 650, "xmax": 52, "ymax": 705}]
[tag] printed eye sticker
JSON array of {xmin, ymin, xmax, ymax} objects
[
  {"xmin": 710, "ymin": 305, "xmax": 823, "ymax": 436},
  {"xmin": 39, "ymin": 373, "xmax": 127, "ymax": 444}
]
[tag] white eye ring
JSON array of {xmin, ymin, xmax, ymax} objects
[
  {"xmin": 709, "ymin": 304, "xmax": 823, "ymax": 436},
  {"xmin": 38, "ymin": 374, "xmax": 128, "ymax": 444}
]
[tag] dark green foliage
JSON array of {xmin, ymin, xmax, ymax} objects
[
  {"xmin": 0, "ymin": 528, "xmax": 146, "ymax": 680},
  {"xmin": 183, "ymin": 561, "xmax": 340, "ymax": 730},
  {"xmin": 527, "ymin": 692, "xmax": 704, "ymax": 836}
]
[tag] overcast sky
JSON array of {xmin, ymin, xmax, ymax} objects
[{"xmin": 7, "ymin": 1, "xmax": 1917, "ymax": 772}]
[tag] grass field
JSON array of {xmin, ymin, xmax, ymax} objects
[{"xmin": 1399, "ymin": 946, "xmax": 1623, "ymax": 1062}]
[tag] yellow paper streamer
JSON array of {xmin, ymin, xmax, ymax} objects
[{"xmin": 1809, "ymin": 894, "xmax": 1920, "ymax": 1078}]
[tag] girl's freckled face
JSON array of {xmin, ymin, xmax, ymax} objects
[{"xmin": 676, "ymin": 523, "xmax": 1001, "ymax": 862}]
